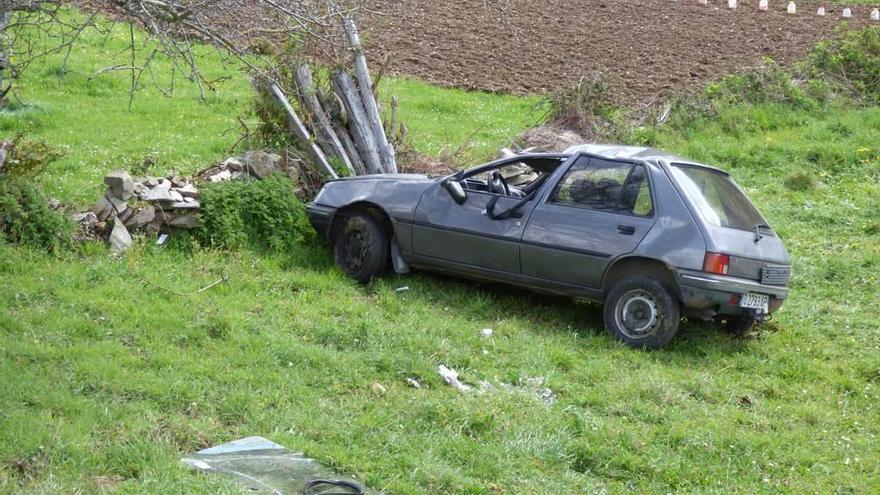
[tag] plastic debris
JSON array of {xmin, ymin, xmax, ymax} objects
[
  {"xmin": 395, "ymin": 286, "xmax": 410, "ymax": 293},
  {"xmin": 787, "ymin": 2, "xmax": 796, "ymax": 14},
  {"xmin": 842, "ymin": 7, "xmax": 852, "ymax": 18},
  {"xmin": 872, "ymin": 8, "xmax": 879, "ymax": 21},
  {"xmin": 817, "ymin": 6, "xmax": 825, "ymax": 16},
  {"xmin": 480, "ymin": 328, "xmax": 493, "ymax": 339},
  {"xmin": 438, "ymin": 365, "xmax": 472, "ymax": 392},
  {"xmin": 758, "ymin": 0, "xmax": 768, "ymax": 11},
  {"xmin": 406, "ymin": 377, "xmax": 421, "ymax": 388},
  {"xmin": 156, "ymin": 233, "xmax": 169, "ymax": 245},
  {"xmin": 728, "ymin": 0, "xmax": 736, "ymax": 9},
  {"xmin": 182, "ymin": 436, "xmax": 367, "ymax": 494}
]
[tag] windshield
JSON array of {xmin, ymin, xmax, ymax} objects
[{"xmin": 671, "ymin": 164, "xmax": 767, "ymax": 231}]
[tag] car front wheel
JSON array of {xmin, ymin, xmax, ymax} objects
[
  {"xmin": 604, "ymin": 276, "xmax": 681, "ymax": 350},
  {"xmin": 333, "ymin": 212, "xmax": 389, "ymax": 284}
]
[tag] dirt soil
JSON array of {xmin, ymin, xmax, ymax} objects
[
  {"xmin": 76, "ymin": 0, "xmax": 876, "ymax": 102},
  {"xmin": 363, "ymin": 0, "xmax": 874, "ymax": 101}
]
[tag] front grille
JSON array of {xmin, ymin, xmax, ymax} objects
[{"xmin": 761, "ymin": 265, "xmax": 791, "ymax": 286}]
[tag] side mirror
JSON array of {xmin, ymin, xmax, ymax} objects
[{"xmin": 443, "ymin": 178, "xmax": 468, "ymax": 205}]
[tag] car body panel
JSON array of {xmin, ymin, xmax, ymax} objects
[{"xmin": 306, "ymin": 145, "xmax": 793, "ymax": 320}]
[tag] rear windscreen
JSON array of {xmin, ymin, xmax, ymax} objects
[{"xmin": 671, "ymin": 164, "xmax": 767, "ymax": 231}]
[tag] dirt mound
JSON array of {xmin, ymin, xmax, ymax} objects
[{"xmin": 364, "ymin": 0, "xmax": 875, "ymax": 101}]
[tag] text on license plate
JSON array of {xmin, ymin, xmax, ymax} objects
[{"xmin": 740, "ymin": 293, "xmax": 769, "ymax": 311}]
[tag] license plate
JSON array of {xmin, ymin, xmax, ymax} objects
[{"xmin": 740, "ymin": 293, "xmax": 770, "ymax": 312}]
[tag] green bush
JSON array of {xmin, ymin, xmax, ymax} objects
[
  {"xmin": 0, "ymin": 177, "xmax": 74, "ymax": 253},
  {"xmin": 0, "ymin": 137, "xmax": 73, "ymax": 253},
  {"xmin": 808, "ymin": 26, "xmax": 880, "ymax": 102},
  {"xmin": 197, "ymin": 174, "xmax": 313, "ymax": 252}
]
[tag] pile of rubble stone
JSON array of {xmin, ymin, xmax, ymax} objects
[{"xmin": 73, "ymin": 150, "xmax": 300, "ymax": 253}]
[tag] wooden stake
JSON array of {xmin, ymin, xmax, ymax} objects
[
  {"xmin": 294, "ymin": 64, "xmax": 355, "ymax": 175},
  {"xmin": 262, "ymin": 78, "xmax": 338, "ymax": 179},
  {"xmin": 341, "ymin": 17, "xmax": 397, "ymax": 173},
  {"xmin": 332, "ymin": 70, "xmax": 384, "ymax": 175}
]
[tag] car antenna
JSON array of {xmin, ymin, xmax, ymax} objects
[{"xmin": 754, "ymin": 224, "xmax": 765, "ymax": 243}]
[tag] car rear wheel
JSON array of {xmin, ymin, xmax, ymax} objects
[
  {"xmin": 721, "ymin": 316, "xmax": 757, "ymax": 337},
  {"xmin": 334, "ymin": 212, "xmax": 389, "ymax": 284},
  {"xmin": 604, "ymin": 276, "xmax": 680, "ymax": 350}
]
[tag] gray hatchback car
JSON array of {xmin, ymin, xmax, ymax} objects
[{"xmin": 307, "ymin": 144, "xmax": 791, "ymax": 349}]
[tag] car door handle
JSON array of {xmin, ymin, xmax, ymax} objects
[{"xmin": 617, "ymin": 225, "xmax": 636, "ymax": 235}]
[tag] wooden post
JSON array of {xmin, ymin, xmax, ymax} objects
[
  {"xmin": 0, "ymin": 10, "xmax": 10, "ymax": 104},
  {"xmin": 341, "ymin": 17, "xmax": 397, "ymax": 173},
  {"xmin": 332, "ymin": 70, "xmax": 384, "ymax": 175},
  {"xmin": 262, "ymin": 78, "xmax": 338, "ymax": 179},
  {"xmin": 334, "ymin": 122, "xmax": 367, "ymax": 175},
  {"xmin": 293, "ymin": 64, "xmax": 355, "ymax": 175}
]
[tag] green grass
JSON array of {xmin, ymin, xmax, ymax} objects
[
  {"xmin": 3, "ymin": 13, "xmax": 540, "ymax": 207},
  {"xmin": 380, "ymin": 78, "xmax": 542, "ymax": 162},
  {"xmin": 2, "ymin": 11, "xmax": 880, "ymax": 495}
]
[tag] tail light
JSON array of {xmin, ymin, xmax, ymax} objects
[{"xmin": 704, "ymin": 252, "xmax": 730, "ymax": 275}]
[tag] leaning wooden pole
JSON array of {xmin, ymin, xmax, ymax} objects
[
  {"xmin": 332, "ymin": 70, "xmax": 384, "ymax": 175},
  {"xmin": 341, "ymin": 16, "xmax": 397, "ymax": 174},
  {"xmin": 261, "ymin": 78, "xmax": 338, "ymax": 179},
  {"xmin": 293, "ymin": 64, "xmax": 355, "ymax": 176}
]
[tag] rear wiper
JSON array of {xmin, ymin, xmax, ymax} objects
[{"xmin": 754, "ymin": 223, "xmax": 771, "ymax": 243}]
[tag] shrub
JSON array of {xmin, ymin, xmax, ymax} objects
[
  {"xmin": 704, "ymin": 59, "xmax": 814, "ymax": 108},
  {"xmin": 542, "ymin": 71, "xmax": 625, "ymax": 141},
  {"xmin": 0, "ymin": 138, "xmax": 73, "ymax": 253},
  {"xmin": 197, "ymin": 174, "xmax": 313, "ymax": 252},
  {"xmin": 0, "ymin": 178, "xmax": 74, "ymax": 253},
  {"xmin": 807, "ymin": 26, "xmax": 880, "ymax": 102}
]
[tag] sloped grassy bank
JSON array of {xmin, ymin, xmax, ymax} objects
[{"xmin": 1, "ymin": 21, "xmax": 879, "ymax": 495}]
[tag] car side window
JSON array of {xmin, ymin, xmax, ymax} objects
[{"xmin": 550, "ymin": 157, "xmax": 653, "ymax": 216}]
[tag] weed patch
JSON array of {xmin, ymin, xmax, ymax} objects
[{"xmin": 198, "ymin": 174, "xmax": 313, "ymax": 252}]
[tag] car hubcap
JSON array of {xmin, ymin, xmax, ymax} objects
[
  {"xmin": 615, "ymin": 290, "xmax": 660, "ymax": 339},
  {"xmin": 343, "ymin": 231, "xmax": 368, "ymax": 270}
]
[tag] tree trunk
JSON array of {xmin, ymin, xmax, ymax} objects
[
  {"xmin": 0, "ymin": 10, "xmax": 10, "ymax": 106},
  {"xmin": 262, "ymin": 78, "xmax": 338, "ymax": 179},
  {"xmin": 293, "ymin": 64, "xmax": 355, "ymax": 175},
  {"xmin": 332, "ymin": 70, "xmax": 383, "ymax": 175},
  {"xmin": 341, "ymin": 17, "xmax": 397, "ymax": 174}
]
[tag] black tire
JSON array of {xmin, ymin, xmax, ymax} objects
[
  {"xmin": 333, "ymin": 212, "xmax": 389, "ymax": 284},
  {"xmin": 603, "ymin": 276, "xmax": 681, "ymax": 350},
  {"xmin": 721, "ymin": 316, "xmax": 757, "ymax": 337}
]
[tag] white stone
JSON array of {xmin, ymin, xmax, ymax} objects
[
  {"xmin": 208, "ymin": 169, "xmax": 233, "ymax": 182},
  {"xmin": 758, "ymin": 0, "xmax": 768, "ymax": 11},
  {"xmin": 817, "ymin": 6, "xmax": 825, "ymax": 16},
  {"xmin": 787, "ymin": 2, "xmax": 796, "ymax": 14},
  {"xmin": 108, "ymin": 218, "xmax": 133, "ymax": 254},
  {"xmin": 871, "ymin": 8, "xmax": 879, "ymax": 21},
  {"xmin": 842, "ymin": 7, "xmax": 852, "ymax": 18}
]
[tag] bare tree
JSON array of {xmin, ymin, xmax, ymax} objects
[{"xmin": 1, "ymin": 1, "xmax": 401, "ymax": 177}]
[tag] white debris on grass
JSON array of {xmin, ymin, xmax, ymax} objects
[
  {"xmin": 480, "ymin": 328, "xmax": 493, "ymax": 339},
  {"xmin": 438, "ymin": 365, "xmax": 472, "ymax": 393}
]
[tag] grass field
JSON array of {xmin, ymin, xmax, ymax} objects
[{"xmin": 2, "ymin": 12, "xmax": 880, "ymax": 495}]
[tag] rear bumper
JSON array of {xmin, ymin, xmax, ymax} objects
[
  {"xmin": 306, "ymin": 202, "xmax": 335, "ymax": 240},
  {"xmin": 676, "ymin": 269, "xmax": 790, "ymax": 318}
]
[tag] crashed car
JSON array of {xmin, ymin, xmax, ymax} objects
[{"xmin": 307, "ymin": 144, "xmax": 791, "ymax": 349}]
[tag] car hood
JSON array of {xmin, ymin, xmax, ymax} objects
[{"xmin": 327, "ymin": 173, "xmax": 433, "ymax": 183}]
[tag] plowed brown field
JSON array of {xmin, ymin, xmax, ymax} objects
[{"xmin": 364, "ymin": 0, "xmax": 874, "ymax": 101}]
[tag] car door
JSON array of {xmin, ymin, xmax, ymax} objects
[
  {"xmin": 521, "ymin": 156, "xmax": 656, "ymax": 288},
  {"xmin": 410, "ymin": 181, "xmax": 538, "ymax": 273}
]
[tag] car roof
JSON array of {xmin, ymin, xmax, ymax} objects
[
  {"xmin": 562, "ymin": 144, "xmax": 728, "ymax": 175},
  {"xmin": 564, "ymin": 143, "xmax": 687, "ymax": 162}
]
